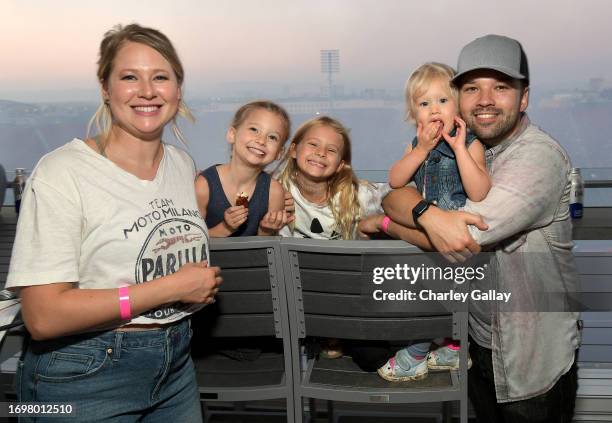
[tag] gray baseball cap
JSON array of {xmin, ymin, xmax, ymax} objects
[{"xmin": 452, "ymin": 34, "xmax": 529, "ymax": 85}]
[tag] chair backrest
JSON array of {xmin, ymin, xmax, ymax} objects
[
  {"xmin": 0, "ymin": 204, "xmax": 17, "ymax": 287},
  {"xmin": 573, "ymin": 245, "xmax": 612, "ymax": 418},
  {"xmin": 191, "ymin": 236, "xmax": 288, "ymax": 340},
  {"xmin": 574, "ymin": 246, "xmax": 612, "ymax": 365},
  {"xmin": 282, "ymin": 239, "xmax": 457, "ymax": 342},
  {"xmin": 189, "ymin": 236, "xmax": 294, "ymax": 412}
]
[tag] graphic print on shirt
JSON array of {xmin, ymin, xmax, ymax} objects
[
  {"xmin": 123, "ymin": 197, "xmax": 209, "ymax": 320},
  {"xmin": 294, "ymin": 217, "xmax": 341, "ymax": 239},
  {"xmin": 310, "ymin": 218, "xmax": 324, "ymax": 234}
]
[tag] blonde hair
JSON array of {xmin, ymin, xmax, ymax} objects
[
  {"xmin": 276, "ymin": 116, "xmax": 361, "ymax": 240},
  {"xmin": 230, "ymin": 100, "xmax": 291, "ymax": 143},
  {"xmin": 404, "ymin": 62, "xmax": 457, "ymax": 123},
  {"xmin": 86, "ymin": 23, "xmax": 194, "ymax": 150}
]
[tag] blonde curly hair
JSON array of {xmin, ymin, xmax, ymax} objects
[{"xmin": 276, "ymin": 116, "xmax": 362, "ymax": 239}]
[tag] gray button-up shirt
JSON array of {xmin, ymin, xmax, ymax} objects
[{"xmin": 462, "ymin": 114, "xmax": 581, "ymax": 402}]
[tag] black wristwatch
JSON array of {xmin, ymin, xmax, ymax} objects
[{"xmin": 412, "ymin": 200, "xmax": 431, "ymax": 226}]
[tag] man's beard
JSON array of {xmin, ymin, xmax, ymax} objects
[{"xmin": 464, "ymin": 107, "xmax": 520, "ymax": 147}]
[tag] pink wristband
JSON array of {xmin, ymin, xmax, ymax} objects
[
  {"xmin": 381, "ymin": 215, "xmax": 391, "ymax": 234},
  {"xmin": 118, "ymin": 287, "xmax": 131, "ymax": 320}
]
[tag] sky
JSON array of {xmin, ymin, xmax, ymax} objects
[{"xmin": 2, "ymin": 0, "xmax": 612, "ymax": 102}]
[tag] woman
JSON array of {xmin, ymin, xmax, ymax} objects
[{"xmin": 6, "ymin": 24, "xmax": 219, "ymax": 422}]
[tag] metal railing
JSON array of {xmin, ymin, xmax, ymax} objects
[
  {"xmin": 2, "ymin": 167, "xmax": 612, "ymax": 206},
  {"xmin": 355, "ymin": 168, "xmax": 612, "ymax": 207}
]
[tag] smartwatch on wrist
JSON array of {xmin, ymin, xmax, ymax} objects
[{"xmin": 412, "ymin": 200, "xmax": 431, "ymax": 226}]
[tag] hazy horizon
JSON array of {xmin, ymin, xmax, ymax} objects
[
  {"xmin": 2, "ymin": 0, "xmax": 612, "ymax": 205},
  {"xmin": 3, "ymin": 0, "xmax": 612, "ymax": 102}
]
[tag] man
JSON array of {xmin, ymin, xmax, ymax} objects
[{"xmin": 365, "ymin": 35, "xmax": 580, "ymax": 422}]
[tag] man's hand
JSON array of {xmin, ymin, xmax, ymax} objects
[
  {"xmin": 419, "ymin": 207, "xmax": 488, "ymax": 262},
  {"xmin": 283, "ymin": 189, "xmax": 295, "ymax": 224},
  {"xmin": 223, "ymin": 206, "xmax": 248, "ymax": 232}
]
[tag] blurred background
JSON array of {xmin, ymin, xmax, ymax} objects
[{"xmin": 2, "ymin": 0, "xmax": 612, "ymax": 204}]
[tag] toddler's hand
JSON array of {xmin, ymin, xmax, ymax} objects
[
  {"xmin": 442, "ymin": 117, "xmax": 467, "ymax": 151},
  {"xmin": 415, "ymin": 121, "xmax": 444, "ymax": 154},
  {"xmin": 258, "ymin": 210, "xmax": 289, "ymax": 235},
  {"xmin": 223, "ymin": 206, "xmax": 248, "ymax": 232}
]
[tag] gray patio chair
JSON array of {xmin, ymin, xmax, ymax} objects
[
  {"xmin": 191, "ymin": 236, "xmax": 295, "ymax": 422},
  {"xmin": 281, "ymin": 238, "xmax": 469, "ymax": 423}
]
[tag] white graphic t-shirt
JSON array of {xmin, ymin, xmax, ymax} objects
[
  {"xmin": 6, "ymin": 139, "xmax": 209, "ymax": 325},
  {"xmin": 279, "ymin": 180, "xmax": 391, "ymax": 240}
]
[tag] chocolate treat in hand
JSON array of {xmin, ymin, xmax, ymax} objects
[{"xmin": 236, "ymin": 192, "xmax": 249, "ymax": 207}]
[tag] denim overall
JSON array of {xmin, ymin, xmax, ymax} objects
[{"xmin": 411, "ymin": 129, "xmax": 477, "ymax": 210}]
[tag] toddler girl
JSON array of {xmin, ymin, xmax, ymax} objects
[{"xmin": 379, "ymin": 63, "xmax": 491, "ymax": 381}]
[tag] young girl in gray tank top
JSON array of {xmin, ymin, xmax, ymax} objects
[{"xmin": 195, "ymin": 101, "xmax": 292, "ymax": 237}]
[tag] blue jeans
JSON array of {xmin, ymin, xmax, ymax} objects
[{"xmin": 17, "ymin": 319, "xmax": 202, "ymax": 422}]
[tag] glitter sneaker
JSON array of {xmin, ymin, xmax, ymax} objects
[
  {"xmin": 377, "ymin": 348, "xmax": 428, "ymax": 381},
  {"xmin": 427, "ymin": 345, "xmax": 472, "ymax": 371}
]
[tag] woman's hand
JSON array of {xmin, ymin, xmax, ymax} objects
[
  {"xmin": 223, "ymin": 206, "xmax": 248, "ymax": 232},
  {"xmin": 172, "ymin": 261, "xmax": 222, "ymax": 304},
  {"xmin": 258, "ymin": 210, "xmax": 289, "ymax": 235},
  {"xmin": 19, "ymin": 262, "xmax": 223, "ymax": 340}
]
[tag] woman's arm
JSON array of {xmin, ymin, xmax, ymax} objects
[
  {"xmin": 194, "ymin": 174, "xmax": 210, "ymax": 219},
  {"xmin": 12, "ymin": 164, "xmax": 222, "ymax": 341},
  {"xmin": 20, "ymin": 262, "xmax": 222, "ymax": 341}
]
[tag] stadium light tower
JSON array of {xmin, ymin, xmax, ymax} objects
[{"xmin": 320, "ymin": 49, "xmax": 339, "ymax": 109}]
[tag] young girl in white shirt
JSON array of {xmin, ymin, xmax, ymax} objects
[
  {"xmin": 276, "ymin": 115, "xmax": 389, "ymax": 358},
  {"xmin": 276, "ymin": 116, "xmax": 387, "ymax": 241}
]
